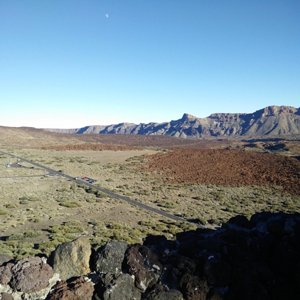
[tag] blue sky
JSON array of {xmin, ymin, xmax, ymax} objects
[{"xmin": 0, "ymin": 0, "xmax": 299, "ymax": 128}]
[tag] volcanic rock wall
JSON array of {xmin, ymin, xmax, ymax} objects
[{"xmin": 0, "ymin": 212, "xmax": 299, "ymax": 299}]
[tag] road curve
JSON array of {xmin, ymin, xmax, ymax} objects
[{"xmin": 0, "ymin": 150, "xmax": 202, "ymax": 227}]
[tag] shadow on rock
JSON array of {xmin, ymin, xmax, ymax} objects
[{"xmin": 1, "ymin": 212, "xmax": 300, "ymax": 299}]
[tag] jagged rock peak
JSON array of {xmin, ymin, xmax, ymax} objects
[
  {"xmin": 181, "ymin": 113, "xmax": 198, "ymax": 121},
  {"xmin": 259, "ymin": 105, "xmax": 298, "ymax": 116}
]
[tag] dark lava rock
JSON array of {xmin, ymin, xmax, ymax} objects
[
  {"xmin": 93, "ymin": 240, "xmax": 127, "ymax": 274},
  {"xmin": 250, "ymin": 211, "xmax": 276, "ymax": 231},
  {"xmin": 206, "ymin": 289, "xmax": 225, "ymax": 300},
  {"xmin": 10, "ymin": 257, "xmax": 53, "ymax": 293},
  {"xmin": 2, "ymin": 212, "xmax": 300, "ymax": 299},
  {"xmin": 203, "ymin": 256, "xmax": 231, "ymax": 286},
  {"xmin": 46, "ymin": 276, "xmax": 94, "ymax": 300},
  {"xmin": 266, "ymin": 218, "xmax": 285, "ymax": 236},
  {"xmin": 179, "ymin": 273, "xmax": 209, "ymax": 300},
  {"xmin": 94, "ymin": 273, "xmax": 141, "ymax": 300},
  {"xmin": 143, "ymin": 235, "xmax": 176, "ymax": 257},
  {"xmin": 226, "ymin": 274, "xmax": 270, "ymax": 300},
  {"xmin": 160, "ymin": 256, "xmax": 197, "ymax": 290},
  {"xmin": 227, "ymin": 215, "xmax": 252, "ymax": 229},
  {"xmin": 123, "ymin": 245, "xmax": 162, "ymax": 291},
  {"xmin": 144, "ymin": 284, "xmax": 184, "ymax": 300}
]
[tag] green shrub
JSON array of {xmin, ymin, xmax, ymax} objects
[{"xmin": 59, "ymin": 201, "xmax": 81, "ymax": 208}]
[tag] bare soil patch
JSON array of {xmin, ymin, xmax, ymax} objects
[{"xmin": 146, "ymin": 149, "xmax": 300, "ymax": 195}]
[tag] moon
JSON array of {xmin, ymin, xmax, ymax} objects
[{"xmin": 105, "ymin": 13, "xmax": 110, "ymax": 19}]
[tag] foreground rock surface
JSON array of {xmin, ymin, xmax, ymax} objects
[
  {"xmin": 0, "ymin": 212, "xmax": 299, "ymax": 299},
  {"xmin": 46, "ymin": 276, "xmax": 94, "ymax": 300},
  {"xmin": 10, "ymin": 257, "xmax": 53, "ymax": 293},
  {"xmin": 95, "ymin": 273, "xmax": 141, "ymax": 300},
  {"xmin": 93, "ymin": 240, "xmax": 127, "ymax": 274},
  {"xmin": 123, "ymin": 245, "xmax": 162, "ymax": 291},
  {"xmin": 51, "ymin": 236, "xmax": 91, "ymax": 281}
]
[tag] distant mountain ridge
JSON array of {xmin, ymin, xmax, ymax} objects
[{"xmin": 48, "ymin": 106, "xmax": 300, "ymax": 138}]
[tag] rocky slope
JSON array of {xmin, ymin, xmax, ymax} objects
[
  {"xmin": 48, "ymin": 106, "xmax": 300, "ymax": 138},
  {"xmin": 0, "ymin": 212, "xmax": 300, "ymax": 299}
]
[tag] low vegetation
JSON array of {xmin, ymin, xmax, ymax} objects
[{"xmin": 0, "ymin": 140, "xmax": 299, "ymax": 259}]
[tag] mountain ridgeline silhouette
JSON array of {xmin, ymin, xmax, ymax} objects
[{"xmin": 49, "ymin": 106, "xmax": 300, "ymax": 138}]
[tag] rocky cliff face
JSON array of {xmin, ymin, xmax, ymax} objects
[
  {"xmin": 48, "ymin": 106, "xmax": 300, "ymax": 138},
  {"xmin": 0, "ymin": 212, "xmax": 300, "ymax": 299}
]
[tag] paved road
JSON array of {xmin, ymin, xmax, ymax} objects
[
  {"xmin": 0, "ymin": 175, "xmax": 47, "ymax": 179},
  {"xmin": 0, "ymin": 150, "xmax": 202, "ymax": 227}
]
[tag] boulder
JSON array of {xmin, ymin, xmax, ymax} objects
[
  {"xmin": 10, "ymin": 257, "xmax": 53, "ymax": 293},
  {"xmin": 46, "ymin": 276, "xmax": 94, "ymax": 300},
  {"xmin": 207, "ymin": 289, "xmax": 225, "ymax": 300},
  {"xmin": 227, "ymin": 215, "xmax": 252, "ymax": 229},
  {"xmin": 123, "ymin": 245, "xmax": 161, "ymax": 291},
  {"xmin": 226, "ymin": 274, "xmax": 270, "ymax": 300},
  {"xmin": 51, "ymin": 236, "xmax": 91, "ymax": 280},
  {"xmin": 144, "ymin": 284, "xmax": 184, "ymax": 300},
  {"xmin": 160, "ymin": 256, "xmax": 197, "ymax": 290},
  {"xmin": 143, "ymin": 235, "xmax": 176, "ymax": 258},
  {"xmin": 266, "ymin": 218, "xmax": 285, "ymax": 236},
  {"xmin": 95, "ymin": 273, "xmax": 141, "ymax": 300},
  {"xmin": 93, "ymin": 240, "xmax": 127, "ymax": 274},
  {"xmin": 179, "ymin": 273, "xmax": 209, "ymax": 300},
  {"xmin": 204, "ymin": 256, "xmax": 231, "ymax": 286}
]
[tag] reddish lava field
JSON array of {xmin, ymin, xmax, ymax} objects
[{"xmin": 147, "ymin": 149, "xmax": 300, "ymax": 195}]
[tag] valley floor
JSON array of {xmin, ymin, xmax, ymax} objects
[{"xmin": 0, "ymin": 143, "xmax": 299, "ymax": 258}]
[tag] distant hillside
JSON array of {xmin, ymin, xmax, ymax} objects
[
  {"xmin": 48, "ymin": 106, "xmax": 300, "ymax": 138},
  {"xmin": 0, "ymin": 126, "xmax": 81, "ymax": 148}
]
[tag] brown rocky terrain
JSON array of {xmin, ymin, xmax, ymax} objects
[{"xmin": 146, "ymin": 149, "xmax": 300, "ymax": 195}]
